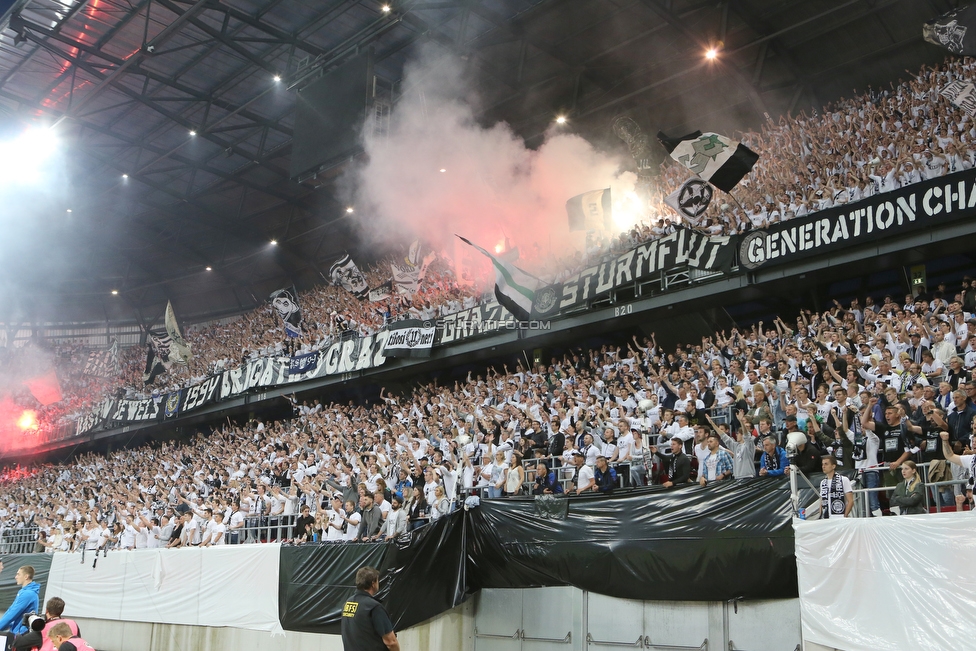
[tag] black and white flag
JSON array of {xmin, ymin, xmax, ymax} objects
[
  {"xmin": 84, "ymin": 339, "xmax": 120, "ymax": 377},
  {"xmin": 143, "ymin": 332, "xmax": 171, "ymax": 386},
  {"xmin": 382, "ymin": 319, "xmax": 436, "ymax": 358},
  {"xmin": 941, "ymin": 79, "xmax": 976, "ymax": 116},
  {"xmin": 664, "ymin": 178, "xmax": 713, "ymax": 224},
  {"xmin": 657, "ymin": 130, "xmax": 759, "ymax": 192},
  {"xmin": 924, "ymin": 5, "xmax": 976, "ymax": 56},
  {"xmin": 270, "ymin": 287, "xmax": 302, "ymax": 337},
  {"xmin": 369, "ymin": 281, "xmax": 393, "ymax": 302},
  {"xmin": 330, "ymin": 254, "xmax": 369, "ymax": 299}
]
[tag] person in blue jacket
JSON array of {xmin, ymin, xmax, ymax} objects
[
  {"xmin": 0, "ymin": 562, "xmax": 40, "ymax": 635},
  {"xmin": 758, "ymin": 436, "xmax": 789, "ymax": 477}
]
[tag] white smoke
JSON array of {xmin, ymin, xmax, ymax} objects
[{"xmin": 353, "ymin": 48, "xmax": 642, "ymax": 278}]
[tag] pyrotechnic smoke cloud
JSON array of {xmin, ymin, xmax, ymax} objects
[{"xmin": 353, "ymin": 48, "xmax": 642, "ymax": 276}]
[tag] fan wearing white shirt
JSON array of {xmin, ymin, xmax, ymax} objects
[{"xmin": 202, "ymin": 513, "xmax": 226, "ymax": 546}]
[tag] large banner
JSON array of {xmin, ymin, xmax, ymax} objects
[
  {"xmin": 382, "ymin": 319, "xmax": 436, "ymax": 357},
  {"xmin": 739, "ymin": 168, "xmax": 976, "ymax": 269},
  {"xmin": 78, "ymin": 333, "xmax": 389, "ymax": 434}
]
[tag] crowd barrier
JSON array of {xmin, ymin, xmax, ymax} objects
[
  {"xmin": 0, "ymin": 527, "xmax": 38, "ymax": 554},
  {"xmin": 791, "ymin": 460, "xmax": 971, "ymax": 519}
]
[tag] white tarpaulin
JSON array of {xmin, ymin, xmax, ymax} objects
[
  {"xmin": 795, "ymin": 513, "xmax": 976, "ymax": 651},
  {"xmin": 44, "ymin": 544, "xmax": 282, "ymax": 633}
]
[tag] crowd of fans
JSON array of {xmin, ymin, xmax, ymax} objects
[
  {"xmin": 16, "ymin": 54, "xmax": 967, "ymax": 424},
  {"xmin": 0, "ymin": 272, "xmax": 974, "ymax": 552},
  {"xmin": 0, "ymin": 53, "xmax": 974, "ymax": 506}
]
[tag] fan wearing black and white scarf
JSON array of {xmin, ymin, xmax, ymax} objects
[
  {"xmin": 941, "ymin": 430, "xmax": 976, "ymax": 505},
  {"xmin": 819, "ymin": 456, "xmax": 853, "ymax": 518}
]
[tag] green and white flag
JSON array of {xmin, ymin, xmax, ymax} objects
[
  {"xmin": 657, "ymin": 130, "xmax": 759, "ymax": 192},
  {"xmin": 455, "ymin": 235, "xmax": 560, "ymax": 321}
]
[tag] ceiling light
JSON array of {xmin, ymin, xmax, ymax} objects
[
  {"xmin": 346, "ymin": 207, "xmax": 354, "ymax": 214},
  {"xmin": 66, "ymin": 209, "xmax": 72, "ymax": 213},
  {"xmin": 273, "ymin": 75, "xmax": 281, "ymax": 82},
  {"xmin": 189, "ymin": 130, "xmax": 197, "ymax": 136},
  {"xmin": 382, "ymin": 4, "xmax": 391, "ymax": 12},
  {"xmin": 705, "ymin": 48, "xmax": 718, "ymax": 60},
  {"xmin": 270, "ymin": 239, "xmax": 277, "ymax": 245},
  {"xmin": 111, "ymin": 290, "xmax": 118, "ymax": 295},
  {"xmin": 122, "ymin": 174, "xmax": 128, "ymax": 179},
  {"xmin": 205, "ymin": 266, "xmax": 212, "ymax": 271},
  {"xmin": 555, "ymin": 116, "xmax": 567, "ymax": 124},
  {"xmin": 439, "ymin": 168, "xmax": 447, "ymax": 173}
]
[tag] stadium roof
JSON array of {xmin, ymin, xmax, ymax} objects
[{"xmin": 0, "ymin": 0, "xmax": 952, "ymax": 327}]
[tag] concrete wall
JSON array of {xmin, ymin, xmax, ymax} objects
[
  {"xmin": 74, "ymin": 599, "xmax": 474, "ymax": 651},
  {"xmin": 73, "ymin": 588, "xmax": 802, "ymax": 651}
]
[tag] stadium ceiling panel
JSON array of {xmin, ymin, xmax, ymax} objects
[{"xmin": 0, "ymin": 0, "xmax": 954, "ymax": 325}]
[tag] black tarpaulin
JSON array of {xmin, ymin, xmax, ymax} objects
[
  {"xmin": 278, "ymin": 509, "xmax": 467, "ymax": 634},
  {"xmin": 466, "ymin": 478, "xmax": 796, "ymax": 601},
  {"xmin": 277, "ymin": 478, "xmax": 796, "ymax": 634}
]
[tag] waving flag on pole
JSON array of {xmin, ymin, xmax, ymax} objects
[
  {"xmin": 664, "ymin": 178, "xmax": 713, "ymax": 224},
  {"xmin": 657, "ymin": 130, "xmax": 759, "ymax": 192},
  {"xmin": 270, "ymin": 287, "xmax": 303, "ymax": 337},
  {"xmin": 456, "ymin": 235, "xmax": 560, "ymax": 321},
  {"xmin": 924, "ymin": 5, "xmax": 976, "ymax": 55},
  {"xmin": 566, "ymin": 188, "xmax": 612, "ymax": 231},
  {"xmin": 164, "ymin": 301, "xmax": 192, "ymax": 365},
  {"xmin": 330, "ymin": 254, "xmax": 370, "ymax": 299}
]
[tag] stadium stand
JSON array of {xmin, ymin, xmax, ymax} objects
[
  {"xmin": 1, "ymin": 269, "xmax": 973, "ymax": 554},
  {"xmin": 15, "ymin": 54, "xmax": 976, "ymax": 443}
]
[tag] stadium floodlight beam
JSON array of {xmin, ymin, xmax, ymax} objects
[{"xmin": 0, "ymin": 127, "xmax": 58, "ymax": 187}]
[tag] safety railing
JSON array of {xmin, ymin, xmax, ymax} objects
[
  {"xmin": 0, "ymin": 526, "xmax": 39, "ymax": 554},
  {"xmin": 790, "ymin": 460, "xmax": 971, "ymax": 519},
  {"xmin": 236, "ymin": 513, "xmax": 299, "ymax": 544}
]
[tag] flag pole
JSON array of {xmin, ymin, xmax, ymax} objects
[{"xmin": 723, "ymin": 189, "xmax": 747, "ymax": 213}]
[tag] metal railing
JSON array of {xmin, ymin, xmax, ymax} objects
[
  {"xmin": 236, "ymin": 513, "xmax": 298, "ymax": 544},
  {"xmin": 0, "ymin": 527, "xmax": 39, "ymax": 554},
  {"xmin": 790, "ymin": 460, "xmax": 971, "ymax": 519}
]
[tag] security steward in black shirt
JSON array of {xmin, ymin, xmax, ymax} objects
[{"xmin": 341, "ymin": 566, "xmax": 400, "ymax": 651}]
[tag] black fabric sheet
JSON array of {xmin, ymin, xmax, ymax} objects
[
  {"xmin": 0, "ymin": 554, "xmax": 51, "ymax": 614},
  {"xmin": 278, "ymin": 478, "xmax": 796, "ymax": 634},
  {"xmin": 278, "ymin": 510, "xmax": 467, "ymax": 634},
  {"xmin": 467, "ymin": 478, "xmax": 796, "ymax": 601}
]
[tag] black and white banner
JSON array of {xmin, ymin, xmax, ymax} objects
[
  {"xmin": 78, "ymin": 333, "xmax": 389, "ymax": 434},
  {"xmin": 739, "ymin": 168, "xmax": 976, "ymax": 270},
  {"xmin": 941, "ymin": 80, "xmax": 976, "ymax": 116},
  {"xmin": 382, "ymin": 319, "xmax": 436, "ymax": 358}
]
